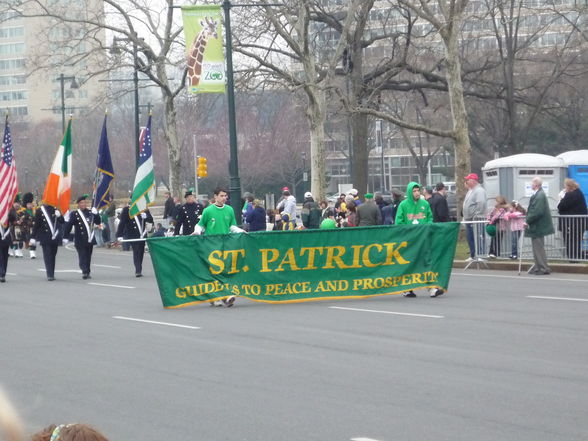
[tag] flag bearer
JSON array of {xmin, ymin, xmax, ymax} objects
[
  {"xmin": 0, "ymin": 210, "xmax": 17, "ymax": 282},
  {"xmin": 31, "ymin": 203, "xmax": 64, "ymax": 281},
  {"xmin": 116, "ymin": 202, "xmax": 153, "ymax": 277},
  {"xmin": 64, "ymin": 195, "xmax": 101, "ymax": 279}
]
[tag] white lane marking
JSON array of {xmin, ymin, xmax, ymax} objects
[
  {"xmin": 454, "ymin": 273, "xmax": 588, "ymax": 283},
  {"xmin": 113, "ymin": 316, "xmax": 200, "ymax": 330},
  {"xmin": 351, "ymin": 438, "xmax": 382, "ymax": 441},
  {"xmin": 38, "ymin": 269, "xmax": 81, "ymax": 273},
  {"xmin": 6, "ymin": 272, "xmax": 17, "ymax": 276},
  {"xmin": 93, "ymin": 264, "xmax": 122, "ymax": 269},
  {"xmin": 329, "ymin": 306, "xmax": 444, "ymax": 319},
  {"xmin": 527, "ymin": 296, "xmax": 588, "ymax": 302},
  {"xmin": 88, "ymin": 282, "xmax": 135, "ymax": 289}
]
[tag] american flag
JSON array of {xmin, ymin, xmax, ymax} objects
[{"xmin": 0, "ymin": 116, "xmax": 17, "ymax": 226}]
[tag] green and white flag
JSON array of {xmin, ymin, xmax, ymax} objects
[
  {"xmin": 129, "ymin": 115, "xmax": 155, "ymax": 218},
  {"xmin": 182, "ymin": 5, "xmax": 225, "ymax": 94}
]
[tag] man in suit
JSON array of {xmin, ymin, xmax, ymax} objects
[
  {"xmin": 31, "ymin": 203, "xmax": 64, "ymax": 281},
  {"xmin": 64, "ymin": 195, "xmax": 101, "ymax": 279},
  {"xmin": 116, "ymin": 203, "xmax": 154, "ymax": 277},
  {"xmin": 525, "ymin": 177, "xmax": 554, "ymax": 275},
  {"xmin": 174, "ymin": 191, "xmax": 203, "ymax": 236}
]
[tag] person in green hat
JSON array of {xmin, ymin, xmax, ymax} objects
[{"xmin": 356, "ymin": 193, "xmax": 382, "ymax": 226}]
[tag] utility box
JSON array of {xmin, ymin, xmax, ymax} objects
[{"xmin": 481, "ymin": 153, "xmax": 566, "ymax": 210}]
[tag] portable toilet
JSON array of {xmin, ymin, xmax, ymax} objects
[
  {"xmin": 557, "ymin": 150, "xmax": 588, "ymax": 205},
  {"xmin": 481, "ymin": 153, "xmax": 566, "ymax": 210}
]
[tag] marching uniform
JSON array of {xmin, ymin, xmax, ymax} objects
[
  {"xmin": 116, "ymin": 207, "xmax": 153, "ymax": 277},
  {"xmin": 64, "ymin": 196, "xmax": 101, "ymax": 279},
  {"xmin": 32, "ymin": 204, "xmax": 64, "ymax": 281},
  {"xmin": 174, "ymin": 191, "xmax": 203, "ymax": 236},
  {"xmin": 16, "ymin": 193, "xmax": 37, "ymax": 259},
  {"xmin": 0, "ymin": 211, "xmax": 16, "ymax": 282}
]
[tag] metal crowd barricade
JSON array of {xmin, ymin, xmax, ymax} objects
[{"xmin": 462, "ymin": 214, "xmax": 588, "ymax": 270}]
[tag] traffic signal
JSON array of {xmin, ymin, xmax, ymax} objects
[{"xmin": 197, "ymin": 156, "xmax": 208, "ymax": 178}]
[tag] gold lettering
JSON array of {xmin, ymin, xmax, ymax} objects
[
  {"xmin": 224, "ymin": 249, "xmax": 246, "ymax": 274},
  {"xmin": 382, "ymin": 242, "xmax": 410, "ymax": 265},
  {"xmin": 362, "ymin": 244, "xmax": 383, "ymax": 268},
  {"xmin": 276, "ymin": 248, "xmax": 301, "ymax": 272},
  {"xmin": 208, "ymin": 250, "xmax": 224, "ymax": 275},
  {"xmin": 176, "ymin": 287, "xmax": 187, "ymax": 298},
  {"xmin": 323, "ymin": 246, "xmax": 353, "ymax": 269},
  {"xmin": 260, "ymin": 249, "xmax": 280, "ymax": 273},
  {"xmin": 299, "ymin": 247, "xmax": 324, "ymax": 270}
]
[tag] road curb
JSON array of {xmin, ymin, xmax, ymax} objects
[{"xmin": 453, "ymin": 260, "xmax": 588, "ymax": 274}]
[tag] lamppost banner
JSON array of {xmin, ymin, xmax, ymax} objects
[
  {"xmin": 148, "ymin": 223, "xmax": 460, "ymax": 309},
  {"xmin": 181, "ymin": 5, "xmax": 225, "ymax": 94}
]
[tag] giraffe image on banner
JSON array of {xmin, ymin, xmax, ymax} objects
[{"xmin": 181, "ymin": 6, "xmax": 225, "ymax": 94}]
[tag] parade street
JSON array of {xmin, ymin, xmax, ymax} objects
[{"xmin": 1, "ymin": 246, "xmax": 587, "ymax": 441}]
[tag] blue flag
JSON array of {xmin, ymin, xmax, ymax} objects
[{"xmin": 93, "ymin": 114, "xmax": 115, "ymax": 209}]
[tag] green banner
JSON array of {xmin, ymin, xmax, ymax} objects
[
  {"xmin": 181, "ymin": 6, "xmax": 225, "ymax": 94},
  {"xmin": 148, "ymin": 223, "xmax": 459, "ymax": 309}
]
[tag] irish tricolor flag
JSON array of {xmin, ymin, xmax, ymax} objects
[
  {"xmin": 129, "ymin": 114, "xmax": 155, "ymax": 217},
  {"xmin": 42, "ymin": 119, "xmax": 72, "ymax": 214}
]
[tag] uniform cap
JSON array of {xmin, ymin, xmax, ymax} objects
[{"xmin": 184, "ymin": 191, "xmax": 193, "ymax": 198}]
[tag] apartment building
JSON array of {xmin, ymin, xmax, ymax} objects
[{"xmin": 0, "ymin": 0, "xmax": 106, "ymax": 124}]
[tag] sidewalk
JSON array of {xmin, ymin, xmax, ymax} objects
[{"xmin": 454, "ymin": 259, "xmax": 588, "ymax": 274}]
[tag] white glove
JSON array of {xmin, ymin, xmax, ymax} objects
[
  {"xmin": 141, "ymin": 212, "xmax": 147, "ymax": 219},
  {"xmin": 191, "ymin": 225, "xmax": 203, "ymax": 235},
  {"xmin": 62, "ymin": 238, "xmax": 69, "ymax": 245},
  {"xmin": 29, "ymin": 239, "xmax": 36, "ymax": 246},
  {"xmin": 64, "ymin": 212, "xmax": 70, "ymax": 222},
  {"xmin": 117, "ymin": 237, "xmax": 123, "ymax": 242},
  {"xmin": 55, "ymin": 210, "xmax": 61, "ymax": 218},
  {"xmin": 91, "ymin": 207, "xmax": 98, "ymax": 215},
  {"xmin": 230, "ymin": 225, "xmax": 246, "ymax": 234}
]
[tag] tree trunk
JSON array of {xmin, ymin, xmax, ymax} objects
[
  {"xmin": 162, "ymin": 92, "xmax": 182, "ymax": 199},
  {"xmin": 444, "ymin": 30, "xmax": 472, "ymax": 217},
  {"xmin": 352, "ymin": 112, "xmax": 369, "ymax": 195},
  {"xmin": 306, "ymin": 87, "xmax": 327, "ymax": 201}
]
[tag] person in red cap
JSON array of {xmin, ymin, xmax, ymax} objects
[{"xmin": 463, "ymin": 173, "xmax": 488, "ymax": 261}]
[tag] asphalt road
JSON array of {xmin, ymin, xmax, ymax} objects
[{"xmin": 1, "ymin": 245, "xmax": 587, "ymax": 441}]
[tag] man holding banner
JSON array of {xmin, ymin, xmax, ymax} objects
[
  {"xmin": 193, "ymin": 187, "xmax": 245, "ymax": 306},
  {"xmin": 395, "ymin": 181, "xmax": 444, "ymax": 298}
]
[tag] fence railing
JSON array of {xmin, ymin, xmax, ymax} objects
[{"xmin": 462, "ymin": 214, "xmax": 588, "ymax": 267}]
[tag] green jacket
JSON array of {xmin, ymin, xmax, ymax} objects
[
  {"xmin": 395, "ymin": 182, "xmax": 432, "ymax": 225},
  {"xmin": 525, "ymin": 188, "xmax": 554, "ymax": 238}
]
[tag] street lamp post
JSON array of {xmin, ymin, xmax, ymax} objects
[
  {"xmin": 221, "ymin": 0, "xmax": 243, "ymax": 224},
  {"xmin": 301, "ymin": 151, "xmax": 307, "ymax": 196},
  {"xmin": 112, "ymin": 35, "xmax": 141, "ymax": 168},
  {"xmin": 58, "ymin": 73, "xmax": 78, "ymax": 133}
]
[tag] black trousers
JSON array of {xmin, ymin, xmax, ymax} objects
[
  {"xmin": 0, "ymin": 244, "xmax": 8, "ymax": 277},
  {"xmin": 42, "ymin": 243, "xmax": 58, "ymax": 278},
  {"xmin": 131, "ymin": 241, "xmax": 145, "ymax": 274},
  {"xmin": 75, "ymin": 243, "xmax": 94, "ymax": 275}
]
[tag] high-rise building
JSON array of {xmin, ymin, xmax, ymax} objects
[{"xmin": 0, "ymin": 0, "xmax": 106, "ymax": 124}]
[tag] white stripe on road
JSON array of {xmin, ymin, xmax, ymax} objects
[
  {"xmin": 93, "ymin": 264, "xmax": 122, "ymax": 269},
  {"xmin": 6, "ymin": 272, "xmax": 16, "ymax": 276},
  {"xmin": 527, "ymin": 295, "xmax": 588, "ymax": 302},
  {"xmin": 329, "ymin": 306, "xmax": 444, "ymax": 319},
  {"xmin": 37, "ymin": 269, "xmax": 81, "ymax": 273},
  {"xmin": 89, "ymin": 282, "xmax": 135, "ymax": 289},
  {"xmin": 454, "ymin": 273, "xmax": 588, "ymax": 283},
  {"xmin": 113, "ymin": 316, "xmax": 201, "ymax": 330},
  {"xmin": 351, "ymin": 438, "xmax": 382, "ymax": 441}
]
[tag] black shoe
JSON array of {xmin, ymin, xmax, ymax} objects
[
  {"xmin": 534, "ymin": 270, "xmax": 551, "ymax": 275},
  {"xmin": 403, "ymin": 291, "xmax": 416, "ymax": 297},
  {"xmin": 47, "ymin": 277, "xmax": 55, "ymax": 281},
  {"xmin": 82, "ymin": 274, "xmax": 89, "ymax": 280},
  {"xmin": 135, "ymin": 273, "xmax": 143, "ymax": 278},
  {"xmin": 223, "ymin": 296, "xmax": 236, "ymax": 307},
  {"xmin": 0, "ymin": 277, "xmax": 5, "ymax": 283}
]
